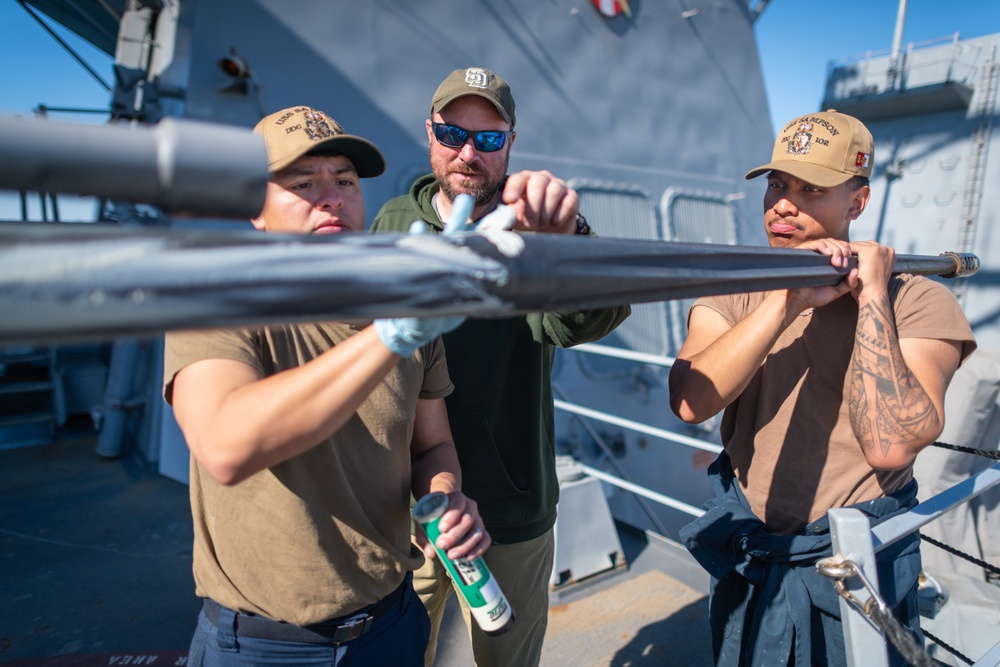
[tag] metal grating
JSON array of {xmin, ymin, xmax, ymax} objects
[
  {"xmin": 660, "ymin": 190, "xmax": 738, "ymax": 353},
  {"xmin": 572, "ymin": 182, "xmax": 669, "ymax": 357}
]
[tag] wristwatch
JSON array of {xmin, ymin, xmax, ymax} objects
[{"xmin": 574, "ymin": 213, "xmax": 592, "ymax": 236}]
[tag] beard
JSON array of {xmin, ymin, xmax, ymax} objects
[
  {"xmin": 439, "ymin": 172, "xmax": 497, "ymax": 206},
  {"xmin": 431, "ymin": 148, "xmax": 510, "ymax": 207}
]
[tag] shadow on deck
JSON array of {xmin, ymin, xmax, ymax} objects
[{"xmin": 0, "ymin": 431, "xmax": 713, "ymax": 666}]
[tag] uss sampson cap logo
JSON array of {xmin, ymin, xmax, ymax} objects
[
  {"xmin": 787, "ymin": 122, "xmax": 814, "ymax": 156},
  {"xmin": 744, "ymin": 109, "xmax": 874, "ymax": 187},
  {"xmin": 253, "ymin": 106, "xmax": 385, "ymax": 177},
  {"xmin": 302, "ymin": 109, "xmax": 336, "ymax": 141}
]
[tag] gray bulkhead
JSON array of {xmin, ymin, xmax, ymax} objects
[{"xmin": 143, "ymin": 0, "xmax": 775, "ymax": 534}]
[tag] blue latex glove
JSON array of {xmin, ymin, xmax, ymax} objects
[
  {"xmin": 374, "ymin": 195, "xmax": 474, "ymax": 356},
  {"xmin": 374, "ymin": 315, "xmax": 465, "ymax": 357}
]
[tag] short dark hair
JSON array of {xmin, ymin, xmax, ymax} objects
[{"xmin": 847, "ymin": 175, "xmax": 870, "ymax": 191}]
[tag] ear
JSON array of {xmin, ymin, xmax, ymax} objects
[
  {"xmin": 507, "ymin": 129, "xmax": 516, "ymax": 151},
  {"xmin": 425, "ymin": 119, "xmax": 435, "ymax": 146},
  {"xmin": 846, "ymin": 184, "xmax": 871, "ymax": 222}
]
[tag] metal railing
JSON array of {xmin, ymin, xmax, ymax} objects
[
  {"xmin": 553, "ymin": 342, "xmax": 718, "ymax": 534},
  {"xmin": 825, "ymin": 463, "xmax": 1000, "ymax": 667},
  {"xmin": 824, "ymin": 33, "xmax": 981, "ymax": 103},
  {"xmin": 558, "ymin": 342, "xmax": 1000, "ymax": 666}
]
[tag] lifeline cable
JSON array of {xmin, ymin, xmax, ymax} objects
[
  {"xmin": 930, "ymin": 441, "xmax": 1000, "ymax": 460},
  {"xmin": 919, "ymin": 533, "xmax": 1000, "ymax": 579},
  {"xmin": 921, "ymin": 629, "xmax": 974, "ymax": 666}
]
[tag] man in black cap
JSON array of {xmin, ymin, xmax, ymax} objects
[
  {"xmin": 371, "ymin": 68, "xmax": 630, "ymax": 667},
  {"xmin": 164, "ymin": 106, "xmax": 488, "ymax": 667}
]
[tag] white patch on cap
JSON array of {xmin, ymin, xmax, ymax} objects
[{"xmin": 465, "ymin": 68, "xmax": 490, "ymax": 89}]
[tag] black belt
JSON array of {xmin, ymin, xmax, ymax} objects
[{"xmin": 202, "ymin": 576, "xmax": 408, "ymax": 645}]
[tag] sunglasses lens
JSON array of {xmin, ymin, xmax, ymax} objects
[
  {"xmin": 434, "ymin": 123, "xmax": 467, "ymax": 148},
  {"xmin": 434, "ymin": 123, "xmax": 507, "ymax": 152},
  {"xmin": 474, "ymin": 132, "xmax": 507, "ymax": 152}
]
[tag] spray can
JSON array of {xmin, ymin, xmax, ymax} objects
[{"xmin": 412, "ymin": 492, "xmax": 515, "ymax": 636}]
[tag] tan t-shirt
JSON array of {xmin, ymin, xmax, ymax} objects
[
  {"xmin": 163, "ymin": 321, "xmax": 453, "ymax": 624},
  {"xmin": 694, "ymin": 275, "xmax": 976, "ymax": 535}
]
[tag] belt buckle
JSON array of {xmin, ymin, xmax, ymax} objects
[{"xmin": 334, "ymin": 614, "xmax": 374, "ymax": 643}]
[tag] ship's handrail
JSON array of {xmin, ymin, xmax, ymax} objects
[
  {"xmin": 554, "ymin": 399, "xmax": 723, "ymax": 455},
  {"xmin": 871, "ymin": 462, "xmax": 1000, "ymax": 553},
  {"xmin": 824, "ymin": 32, "xmax": 982, "ymax": 102},
  {"xmin": 826, "ymin": 462, "xmax": 1000, "ymax": 667},
  {"xmin": 563, "ymin": 342, "xmax": 1000, "ymax": 666},
  {"xmin": 578, "ymin": 463, "xmax": 705, "ymax": 517},
  {"xmin": 572, "ymin": 342, "xmax": 674, "ymax": 367},
  {"xmin": 561, "ymin": 343, "xmax": 720, "ymax": 454},
  {"xmin": 828, "ymin": 32, "xmax": 975, "ymax": 70}
]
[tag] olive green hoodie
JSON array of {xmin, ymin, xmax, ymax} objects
[{"xmin": 370, "ymin": 174, "xmax": 630, "ymax": 544}]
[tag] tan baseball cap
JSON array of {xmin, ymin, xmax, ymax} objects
[
  {"xmin": 430, "ymin": 67, "xmax": 516, "ymax": 127},
  {"xmin": 745, "ymin": 110, "xmax": 873, "ymax": 187},
  {"xmin": 253, "ymin": 106, "xmax": 385, "ymax": 176}
]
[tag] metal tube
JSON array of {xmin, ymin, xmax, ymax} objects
[
  {"xmin": 0, "ymin": 224, "xmax": 979, "ymax": 345},
  {"xmin": 0, "ymin": 115, "xmax": 268, "ymax": 219},
  {"xmin": 890, "ymin": 0, "xmax": 908, "ymax": 62},
  {"xmin": 94, "ymin": 339, "xmax": 144, "ymax": 459}
]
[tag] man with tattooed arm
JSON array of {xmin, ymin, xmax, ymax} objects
[{"xmin": 668, "ymin": 110, "xmax": 976, "ymax": 667}]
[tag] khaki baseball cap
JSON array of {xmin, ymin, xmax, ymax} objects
[
  {"xmin": 430, "ymin": 67, "xmax": 516, "ymax": 127},
  {"xmin": 745, "ymin": 110, "xmax": 874, "ymax": 187},
  {"xmin": 253, "ymin": 106, "xmax": 385, "ymax": 177}
]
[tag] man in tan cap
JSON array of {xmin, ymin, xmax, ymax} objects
[
  {"xmin": 371, "ymin": 68, "xmax": 630, "ymax": 667},
  {"xmin": 668, "ymin": 110, "xmax": 976, "ymax": 665},
  {"xmin": 163, "ymin": 106, "xmax": 489, "ymax": 666}
]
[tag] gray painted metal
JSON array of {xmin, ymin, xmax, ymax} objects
[
  {"xmin": 823, "ymin": 32, "xmax": 1000, "ymax": 348},
  {"xmin": 870, "ymin": 462, "xmax": 1000, "ymax": 553},
  {"xmin": 0, "ymin": 115, "xmax": 268, "ymax": 219},
  {"xmin": 8, "ymin": 0, "xmax": 779, "ymax": 544},
  {"xmin": 827, "ymin": 508, "xmax": 893, "ymax": 667},
  {"xmin": 972, "ymin": 642, "xmax": 1000, "ymax": 667},
  {"xmin": 163, "ymin": 0, "xmax": 773, "ymax": 245},
  {"xmin": 0, "ymin": 222, "xmax": 977, "ymax": 345},
  {"xmin": 93, "ymin": 339, "xmax": 143, "ymax": 458},
  {"xmin": 551, "ymin": 459, "xmax": 626, "ymax": 587},
  {"xmin": 826, "ymin": 464, "xmax": 1000, "ymax": 667}
]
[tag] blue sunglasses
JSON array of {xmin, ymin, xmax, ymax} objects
[{"xmin": 432, "ymin": 122, "xmax": 510, "ymax": 152}]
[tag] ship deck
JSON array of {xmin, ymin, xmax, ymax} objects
[{"xmin": 0, "ymin": 430, "xmax": 713, "ymax": 666}]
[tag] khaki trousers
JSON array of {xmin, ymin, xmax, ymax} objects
[{"xmin": 414, "ymin": 528, "xmax": 555, "ymax": 667}]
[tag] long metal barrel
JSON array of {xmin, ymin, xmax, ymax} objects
[
  {"xmin": 0, "ymin": 115, "xmax": 268, "ymax": 219},
  {"xmin": 0, "ymin": 223, "xmax": 979, "ymax": 345}
]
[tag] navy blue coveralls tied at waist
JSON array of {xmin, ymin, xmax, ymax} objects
[{"xmin": 679, "ymin": 454, "xmax": 923, "ymax": 667}]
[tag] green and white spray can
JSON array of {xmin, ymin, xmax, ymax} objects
[{"xmin": 412, "ymin": 491, "xmax": 515, "ymax": 636}]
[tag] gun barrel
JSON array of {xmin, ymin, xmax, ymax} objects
[
  {"xmin": 0, "ymin": 115, "xmax": 268, "ymax": 220},
  {"xmin": 0, "ymin": 224, "xmax": 979, "ymax": 345},
  {"xmin": 894, "ymin": 252, "xmax": 980, "ymax": 279}
]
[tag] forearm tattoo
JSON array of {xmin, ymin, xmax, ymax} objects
[{"xmin": 849, "ymin": 293, "xmax": 935, "ymax": 458}]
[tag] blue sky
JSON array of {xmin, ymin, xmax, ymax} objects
[
  {"xmin": 757, "ymin": 0, "xmax": 1000, "ymax": 133},
  {"xmin": 1, "ymin": 1, "xmax": 998, "ymax": 218}
]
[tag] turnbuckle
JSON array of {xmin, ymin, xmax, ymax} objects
[{"xmin": 816, "ymin": 556, "xmax": 889, "ymax": 618}]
